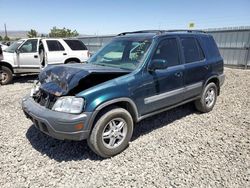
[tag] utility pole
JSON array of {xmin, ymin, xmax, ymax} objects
[{"xmin": 4, "ymin": 23, "xmax": 8, "ymax": 37}]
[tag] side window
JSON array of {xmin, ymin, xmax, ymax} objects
[
  {"xmin": 19, "ymin": 39, "xmax": 38, "ymax": 53},
  {"xmin": 181, "ymin": 37, "xmax": 205, "ymax": 63},
  {"xmin": 64, "ymin": 40, "xmax": 87, "ymax": 50},
  {"xmin": 152, "ymin": 38, "xmax": 180, "ymax": 67},
  {"xmin": 202, "ymin": 36, "xmax": 220, "ymax": 58},
  {"xmin": 46, "ymin": 40, "xmax": 65, "ymax": 51}
]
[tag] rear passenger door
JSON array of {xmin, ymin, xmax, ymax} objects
[
  {"xmin": 180, "ymin": 36, "xmax": 208, "ymax": 99},
  {"xmin": 44, "ymin": 40, "xmax": 66, "ymax": 64}
]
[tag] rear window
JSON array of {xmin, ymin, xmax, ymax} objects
[
  {"xmin": 64, "ymin": 40, "xmax": 87, "ymax": 50},
  {"xmin": 181, "ymin": 37, "xmax": 205, "ymax": 63},
  {"xmin": 46, "ymin": 40, "xmax": 65, "ymax": 51},
  {"xmin": 202, "ymin": 36, "xmax": 221, "ymax": 58}
]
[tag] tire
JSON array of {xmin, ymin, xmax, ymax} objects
[
  {"xmin": 0, "ymin": 66, "xmax": 13, "ymax": 85},
  {"xmin": 65, "ymin": 60, "xmax": 79, "ymax": 64},
  {"xmin": 195, "ymin": 82, "xmax": 218, "ymax": 113},
  {"xmin": 87, "ymin": 107, "xmax": 134, "ymax": 158}
]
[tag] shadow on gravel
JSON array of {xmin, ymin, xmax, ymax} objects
[
  {"xmin": 132, "ymin": 103, "xmax": 196, "ymax": 141},
  {"xmin": 26, "ymin": 125, "xmax": 102, "ymax": 162},
  {"xmin": 26, "ymin": 102, "xmax": 196, "ymax": 162},
  {"xmin": 13, "ymin": 74, "xmax": 38, "ymax": 84}
]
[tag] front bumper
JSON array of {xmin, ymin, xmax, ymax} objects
[{"xmin": 22, "ymin": 95, "xmax": 92, "ymax": 141}]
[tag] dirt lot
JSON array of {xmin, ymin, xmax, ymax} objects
[{"xmin": 0, "ymin": 68, "xmax": 249, "ymax": 187}]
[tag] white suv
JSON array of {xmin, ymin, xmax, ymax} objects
[{"xmin": 0, "ymin": 38, "xmax": 89, "ymax": 85}]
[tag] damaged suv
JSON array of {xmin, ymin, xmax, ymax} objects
[{"xmin": 22, "ymin": 30, "xmax": 225, "ymax": 158}]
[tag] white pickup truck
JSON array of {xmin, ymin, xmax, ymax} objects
[{"xmin": 0, "ymin": 38, "xmax": 89, "ymax": 85}]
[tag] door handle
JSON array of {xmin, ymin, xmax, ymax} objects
[
  {"xmin": 174, "ymin": 72, "xmax": 182, "ymax": 77},
  {"xmin": 63, "ymin": 53, "xmax": 67, "ymax": 55},
  {"xmin": 34, "ymin": 55, "xmax": 38, "ymax": 58},
  {"xmin": 204, "ymin": 65, "xmax": 209, "ymax": 70}
]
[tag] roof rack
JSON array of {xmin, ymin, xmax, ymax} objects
[
  {"xmin": 117, "ymin": 30, "xmax": 165, "ymax": 36},
  {"xmin": 117, "ymin": 29, "xmax": 206, "ymax": 36},
  {"xmin": 166, "ymin": 29, "xmax": 206, "ymax": 33}
]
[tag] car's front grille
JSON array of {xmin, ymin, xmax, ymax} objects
[{"xmin": 33, "ymin": 89, "xmax": 57, "ymax": 109}]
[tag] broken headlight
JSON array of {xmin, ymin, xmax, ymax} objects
[
  {"xmin": 30, "ymin": 80, "xmax": 40, "ymax": 97},
  {"xmin": 52, "ymin": 96, "xmax": 84, "ymax": 114}
]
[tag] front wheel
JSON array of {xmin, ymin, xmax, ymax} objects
[
  {"xmin": 195, "ymin": 82, "xmax": 218, "ymax": 113},
  {"xmin": 0, "ymin": 66, "xmax": 13, "ymax": 85},
  {"xmin": 87, "ymin": 108, "xmax": 134, "ymax": 158}
]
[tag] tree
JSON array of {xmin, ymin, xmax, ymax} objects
[
  {"xmin": 3, "ymin": 36, "xmax": 10, "ymax": 41},
  {"xmin": 49, "ymin": 27, "xmax": 79, "ymax": 38},
  {"xmin": 0, "ymin": 36, "xmax": 2, "ymax": 41},
  {"xmin": 40, "ymin": 34, "xmax": 46, "ymax": 38},
  {"xmin": 27, "ymin": 29, "xmax": 38, "ymax": 38}
]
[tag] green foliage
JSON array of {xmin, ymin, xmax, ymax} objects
[
  {"xmin": 0, "ymin": 35, "xmax": 2, "ymax": 41},
  {"xmin": 14, "ymin": 38, "xmax": 21, "ymax": 41},
  {"xmin": 27, "ymin": 29, "xmax": 38, "ymax": 38},
  {"xmin": 3, "ymin": 36, "xmax": 10, "ymax": 41},
  {"xmin": 40, "ymin": 34, "xmax": 46, "ymax": 38},
  {"xmin": 49, "ymin": 27, "xmax": 79, "ymax": 38}
]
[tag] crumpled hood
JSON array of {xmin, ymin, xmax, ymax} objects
[{"xmin": 39, "ymin": 63, "xmax": 130, "ymax": 96}]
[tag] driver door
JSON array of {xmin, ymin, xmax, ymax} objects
[
  {"xmin": 17, "ymin": 39, "xmax": 40, "ymax": 68},
  {"xmin": 132, "ymin": 37, "xmax": 184, "ymax": 115}
]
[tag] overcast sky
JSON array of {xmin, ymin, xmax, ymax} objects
[{"xmin": 0, "ymin": 0, "xmax": 250, "ymax": 35}]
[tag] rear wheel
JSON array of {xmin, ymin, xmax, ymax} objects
[
  {"xmin": 65, "ymin": 59, "xmax": 80, "ymax": 64},
  {"xmin": 87, "ymin": 108, "xmax": 133, "ymax": 158},
  {"xmin": 195, "ymin": 82, "xmax": 217, "ymax": 113},
  {"xmin": 0, "ymin": 66, "xmax": 13, "ymax": 85}
]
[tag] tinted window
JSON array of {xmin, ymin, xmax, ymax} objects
[
  {"xmin": 19, "ymin": 39, "xmax": 38, "ymax": 53},
  {"xmin": 202, "ymin": 36, "xmax": 220, "ymax": 58},
  {"xmin": 46, "ymin": 40, "xmax": 65, "ymax": 51},
  {"xmin": 152, "ymin": 38, "xmax": 180, "ymax": 67},
  {"xmin": 181, "ymin": 37, "xmax": 205, "ymax": 63},
  {"xmin": 64, "ymin": 40, "xmax": 87, "ymax": 50}
]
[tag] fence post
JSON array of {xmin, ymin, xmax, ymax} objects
[{"xmin": 245, "ymin": 47, "xmax": 249, "ymax": 69}]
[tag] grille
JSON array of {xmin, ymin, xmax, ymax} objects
[{"xmin": 33, "ymin": 89, "xmax": 57, "ymax": 109}]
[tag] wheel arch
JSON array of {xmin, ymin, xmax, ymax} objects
[
  {"xmin": 204, "ymin": 76, "xmax": 220, "ymax": 95},
  {"xmin": 88, "ymin": 98, "xmax": 139, "ymax": 131},
  {"xmin": 64, "ymin": 57, "xmax": 81, "ymax": 64},
  {"xmin": 0, "ymin": 61, "xmax": 14, "ymax": 73}
]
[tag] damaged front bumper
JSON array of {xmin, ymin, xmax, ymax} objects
[{"xmin": 22, "ymin": 95, "xmax": 92, "ymax": 141}]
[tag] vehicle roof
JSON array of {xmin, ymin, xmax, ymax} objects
[
  {"xmin": 18, "ymin": 38, "xmax": 81, "ymax": 40},
  {"xmin": 116, "ymin": 30, "xmax": 210, "ymax": 40}
]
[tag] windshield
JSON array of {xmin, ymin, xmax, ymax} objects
[
  {"xmin": 88, "ymin": 38, "xmax": 152, "ymax": 70},
  {"xmin": 4, "ymin": 40, "xmax": 25, "ymax": 53}
]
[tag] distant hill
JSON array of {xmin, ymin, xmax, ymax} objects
[
  {"xmin": 0, "ymin": 30, "xmax": 95, "ymax": 39},
  {"xmin": 0, "ymin": 30, "xmax": 29, "ymax": 39}
]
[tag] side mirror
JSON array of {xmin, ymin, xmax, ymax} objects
[{"xmin": 148, "ymin": 59, "xmax": 168, "ymax": 71}]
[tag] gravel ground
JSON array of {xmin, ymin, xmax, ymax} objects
[{"xmin": 0, "ymin": 68, "xmax": 249, "ymax": 187}]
